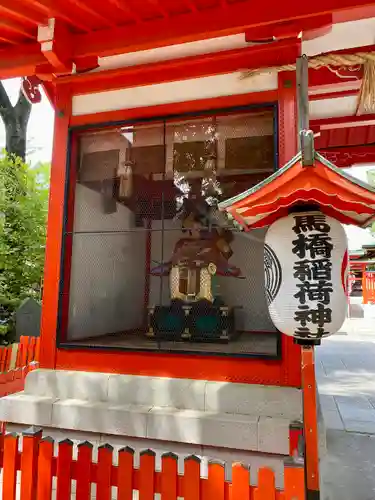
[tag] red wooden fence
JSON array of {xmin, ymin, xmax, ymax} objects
[
  {"xmin": 363, "ymin": 272, "xmax": 375, "ymax": 304},
  {"xmin": 0, "ymin": 336, "xmax": 40, "ymax": 397},
  {"xmin": 0, "ymin": 429, "xmax": 305, "ymax": 500}
]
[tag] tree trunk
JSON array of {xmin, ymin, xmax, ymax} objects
[
  {"xmin": 0, "ymin": 81, "xmax": 31, "ymax": 161},
  {"xmin": 5, "ymin": 119, "xmax": 27, "ymax": 160}
]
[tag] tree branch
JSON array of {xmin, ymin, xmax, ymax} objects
[
  {"xmin": 0, "ymin": 80, "xmax": 15, "ymax": 125},
  {"xmin": 14, "ymin": 85, "xmax": 32, "ymax": 129}
]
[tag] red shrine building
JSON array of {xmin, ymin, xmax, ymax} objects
[{"xmin": 2, "ymin": 0, "xmax": 375, "ymax": 492}]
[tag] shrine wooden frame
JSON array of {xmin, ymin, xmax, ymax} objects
[
  {"xmin": 40, "ymin": 82, "xmax": 302, "ymax": 387},
  {"xmin": 56, "ymin": 102, "xmax": 281, "ymax": 356}
]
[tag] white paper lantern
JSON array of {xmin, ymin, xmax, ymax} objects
[{"xmin": 264, "ymin": 211, "xmax": 348, "ymax": 343}]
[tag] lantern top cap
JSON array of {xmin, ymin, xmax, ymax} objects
[{"xmin": 218, "ymin": 151, "xmax": 375, "ymax": 230}]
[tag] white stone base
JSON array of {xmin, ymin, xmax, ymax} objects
[{"xmin": 0, "ymin": 369, "xmax": 303, "ymax": 457}]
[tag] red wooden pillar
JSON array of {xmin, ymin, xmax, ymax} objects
[
  {"xmin": 40, "ymin": 84, "xmax": 72, "ymax": 369},
  {"xmin": 302, "ymin": 346, "xmax": 320, "ymax": 500},
  {"xmin": 278, "ymin": 71, "xmax": 298, "ymax": 168},
  {"xmin": 278, "ymin": 70, "xmax": 302, "ymax": 387}
]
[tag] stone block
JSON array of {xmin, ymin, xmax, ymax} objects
[
  {"xmin": 108, "ymin": 374, "xmax": 206, "ymax": 410},
  {"xmin": 24, "ymin": 369, "xmax": 55, "ymax": 396},
  {"xmin": 258, "ymin": 416, "xmax": 290, "ymax": 455},
  {"xmin": 147, "ymin": 407, "xmax": 258, "ymax": 451},
  {"xmin": 146, "ymin": 407, "xmax": 203, "ymax": 444},
  {"xmin": 200, "ymin": 412, "xmax": 258, "ymax": 451},
  {"xmin": 204, "ymin": 382, "xmax": 302, "ymax": 420},
  {"xmin": 25, "ymin": 369, "xmax": 110, "ymax": 402},
  {"xmin": 51, "ymin": 399, "xmax": 149, "ymax": 437},
  {"xmin": 0, "ymin": 393, "xmax": 54, "ymax": 426}
]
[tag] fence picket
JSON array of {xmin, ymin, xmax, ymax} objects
[
  {"xmin": 3, "ymin": 433, "xmax": 19, "ymax": 500},
  {"xmin": 20, "ymin": 427, "xmax": 42, "ymax": 500},
  {"xmin": 56, "ymin": 439, "xmax": 73, "ymax": 500},
  {"xmin": 231, "ymin": 463, "xmax": 250, "ymax": 500},
  {"xmin": 27, "ymin": 337, "xmax": 36, "ymax": 365},
  {"xmin": 117, "ymin": 447, "xmax": 134, "ymax": 500},
  {"xmin": 184, "ymin": 455, "xmax": 201, "ymax": 500},
  {"xmin": 36, "ymin": 437, "xmax": 54, "ymax": 500},
  {"xmin": 76, "ymin": 441, "xmax": 93, "ymax": 500},
  {"xmin": 161, "ymin": 452, "xmax": 178, "ymax": 500},
  {"xmin": 283, "ymin": 463, "xmax": 305, "ymax": 500},
  {"xmin": 97, "ymin": 444, "xmax": 113, "ymax": 500},
  {"xmin": 254, "ymin": 468, "xmax": 276, "ymax": 500},
  {"xmin": 139, "ymin": 450, "xmax": 156, "ymax": 500},
  {"xmin": 5, "ymin": 346, "xmax": 12, "ymax": 371},
  {"xmin": 15, "ymin": 343, "xmax": 22, "ymax": 370},
  {"xmin": 205, "ymin": 461, "xmax": 225, "ymax": 500},
  {"xmin": 35, "ymin": 338, "xmax": 41, "ymax": 363},
  {"xmin": 0, "ymin": 347, "xmax": 6, "ymax": 372},
  {"xmin": 0, "ymin": 337, "xmax": 41, "ymax": 397},
  {"xmin": 20, "ymin": 337, "xmax": 29, "ymax": 367}
]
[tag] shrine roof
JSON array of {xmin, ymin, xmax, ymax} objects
[
  {"xmin": 219, "ymin": 151, "xmax": 375, "ymax": 229},
  {"xmin": 1, "ymin": 0, "xmax": 375, "ymax": 78}
]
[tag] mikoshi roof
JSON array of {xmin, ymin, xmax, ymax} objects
[{"xmin": 218, "ymin": 152, "xmax": 375, "ymax": 230}]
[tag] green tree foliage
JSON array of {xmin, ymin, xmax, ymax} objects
[{"xmin": 0, "ymin": 154, "xmax": 50, "ymax": 342}]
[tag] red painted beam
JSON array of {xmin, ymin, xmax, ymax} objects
[
  {"xmin": 321, "ymin": 145, "xmax": 375, "ymax": 154},
  {"xmin": 0, "ymin": 35, "xmax": 18, "ymax": 45},
  {"xmin": 309, "ymin": 88, "xmax": 359, "ymax": 102},
  {"xmin": 309, "ymin": 67, "xmax": 362, "ymax": 89},
  {"xmin": 1, "ymin": 3, "xmax": 375, "ymax": 78},
  {"xmin": 319, "ymin": 146, "xmax": 375, "ymax": 168},
  {"xmin": 71, "ymin": 0, "xmax": 375, "ymax": 58},
  {"xmin": 60, "ymin": 39, "xmax": 300, "ymax": 95},
  {"xmin": 311, "ymin": 114, "xmax": 375, "ymax": 132},
  {"xmin": 65, "ymin": 0, "xmax": 116, "ymax": 29},
  {"xmin": 105, "ymin": 0, "xmax": 142, "ymax": 23},
  {"xmin": 0, "ymin": 0, "xmax": 46, "ymax": 26},
  {"xmin": 0, "ymin": 19, "xmax": 36, "ymax": 39},
  {"xmin": 39, "ymin": 19, "xmax": 73, "ymax": 73},
  {"xmin": 0, "ymin": 43, "xmax": 45, "ymax": 78},
  {"xmin": 26, "ymin": 0, "xmax": 91, "ymax": 32},
  {"xmin": 244, "ymin": 14, "xmax": 333, "ymax": 42}
]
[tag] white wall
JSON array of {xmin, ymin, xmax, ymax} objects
[
  {"xmin": 67, "ymin": 184, "xmax": 146, "ymax": 340},
  {"xmin": 72, "ymin": 72, "xmax": 277, "ymax": 116}
]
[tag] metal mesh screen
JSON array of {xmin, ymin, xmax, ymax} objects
[{"xmin": 63, "ymin": 107, "xmax": 280, "ymax": 357}]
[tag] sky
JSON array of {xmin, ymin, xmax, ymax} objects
[{"xmin": 1, "ymin": 78, "xmax": 374, "ymax": 250}]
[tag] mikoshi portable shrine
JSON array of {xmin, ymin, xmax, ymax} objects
[{"xmin": 2, "ymin": 1, "xmax": 375, "ymax": 499}]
